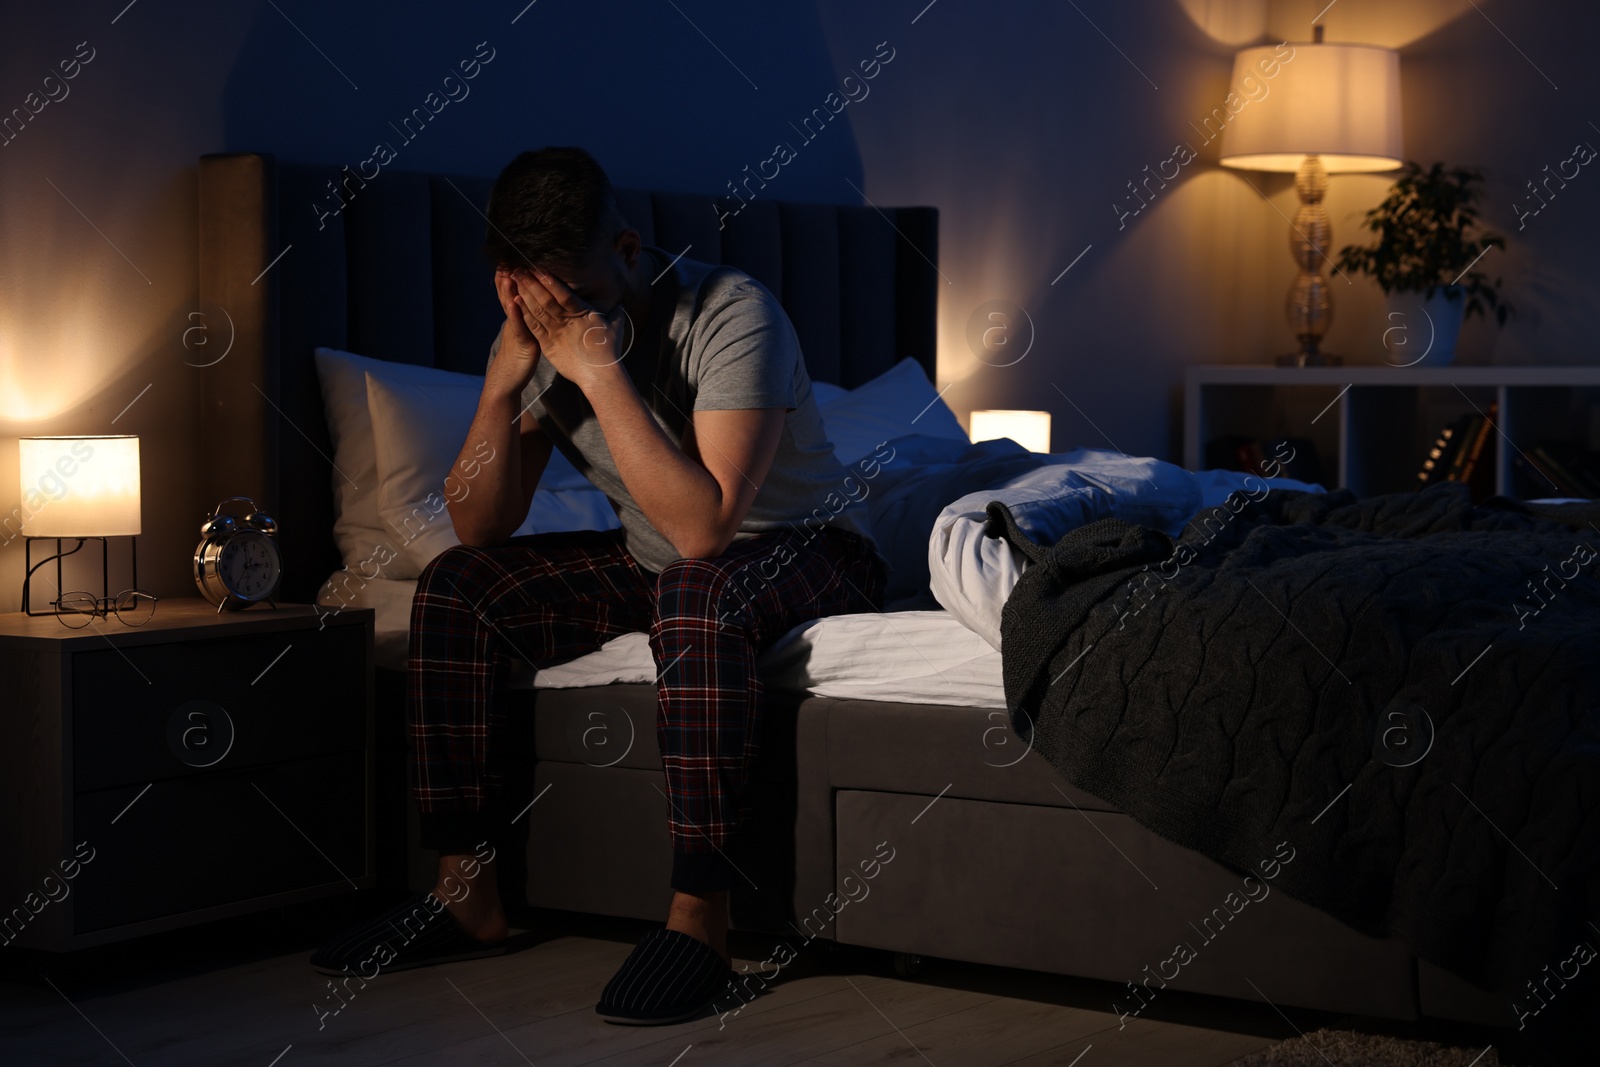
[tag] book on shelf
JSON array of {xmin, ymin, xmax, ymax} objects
[
  {"xmin": 1523, "ymin": 442, "xmax": 1600, "ymax": 499},
  {"xmin": 1203, "ymin": 435, "xmax": 1257, "ymax": 474},
  {"xmin": 1262, "ymin": 437, "xmax": 1326, "ymax": 486},
  {"xmin": 1454, "ymin": 405, "xmax": 1497, "ymax": 501},
  {"xmin": 1416, "ymin": 408, "xmax": 1504, "ymax": 499},
  {"xmin": 1444, "ymin": 414, "xmax": 1485, "ymax": 483},
  {"xmin": 1202, "ymin": 435, "xmax": 1326, "ymax": 485},
  {"xmin": 1515, "ymin": 454, "xmax": 1576, "ymax": 498},
  {"xmin": 1236, "ymin": 439, "xmax": 1266, "ymax": 475},
  {"xmin": 1416, "ymin": 421, "xmax": 1463, "ymax": 488}
]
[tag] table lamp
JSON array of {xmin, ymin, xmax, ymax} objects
[
  {"xmin": 969, "ymin": 410, "xmax": 1052, "ymax": 453},
  {"xmin": 1220, "ymin": 26, "xmax": 1403, "ymax": 366},
  {"xmin": 18, "ymin": 435, "xmax": 142, "ymax": 615}
]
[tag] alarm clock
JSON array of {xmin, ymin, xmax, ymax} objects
[{"xmin": 194, "ymin": 496, "xmax": 282, "ymax": 611}]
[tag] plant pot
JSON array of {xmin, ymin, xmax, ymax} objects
[{"xmin": 1382, "ymin": 287, "xmax": 1465, "ymax": 367}]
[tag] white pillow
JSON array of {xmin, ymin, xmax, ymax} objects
[
  {"xmin": 366, "ymin": 372, "xmax": 619, "ymax": 574},
  {"xmin": 817, "ymin": 358, "xmax": 968, "ymax": 464},
  {"xmin": 314, "ymin": 348, "xmax": 458, "ymax": 581}
]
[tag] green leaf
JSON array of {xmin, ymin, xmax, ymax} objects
[{"xmin": 1335, "ymin": 160, "xmax": 1513, "ymax": 324}]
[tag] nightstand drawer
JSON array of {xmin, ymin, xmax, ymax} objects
[
  {"xmin": 72, "ymin": 752, "xmax": 366, "ymax": 932},
  {"xmin": 73, "ymin": 623, "xmax": 366, "ymax": 791}
]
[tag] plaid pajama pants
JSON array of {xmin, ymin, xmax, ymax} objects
[{"xmin": 407, "ymin": 523, "xmax": 885, "ymax": 892}]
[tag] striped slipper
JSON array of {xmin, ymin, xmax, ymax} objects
[
  {"xmin": 309, "ymin": 892, "xmax": 508, "ymax": 976},
  {"xmin": 595, "ymin": 928, "xmax": 734, "ymax": 1025}
]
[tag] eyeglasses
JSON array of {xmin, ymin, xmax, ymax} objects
[{"xmin": 53, "ymin": 589, "xmax": 159, "ymax": 628}]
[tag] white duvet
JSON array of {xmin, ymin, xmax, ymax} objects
[{"xmin": 928, "ymin": 450, "xmax": 1320, "ymax": 651}]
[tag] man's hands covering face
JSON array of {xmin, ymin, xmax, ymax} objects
[
  {"xmin": 506, "ymin": 267, "xmax": 628, "ymax": 393},
  {"xmin": 488, "ymin": 268, "xmax": 542, "ymax": 401}
]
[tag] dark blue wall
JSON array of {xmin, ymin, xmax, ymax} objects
[{"xmin": 217, "ymin": 0, "xmax": 869, "ymax": 197}]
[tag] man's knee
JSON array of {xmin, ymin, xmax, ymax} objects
[
  {"xmin": 416, "ymin": 543, "xmax": 499, "ymax": 600},
  {"xmin": 655, "ymin": 557, "xmax": 741, "ymax": 625}
]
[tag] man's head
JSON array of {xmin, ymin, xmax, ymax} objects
[{"xmin": 484, "ymin": 147, "xmax": 641, "ymax": 314}]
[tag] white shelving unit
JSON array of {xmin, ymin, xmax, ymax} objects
[{"xmin": 1185, "ymin": 366, "xmax": 1600, "ymax": 497}]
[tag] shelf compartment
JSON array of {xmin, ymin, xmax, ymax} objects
[
  {"xmin": 1503, "ymin": 386, "xmax": 1600, "ymax": 500},
  {"xmin": 1186, "ymin": 367, "xmax": 1600, "ymax": 502},
  {"xmin": 1345, "ymin": 385, "xmax": 1497, "ymax": 497}
]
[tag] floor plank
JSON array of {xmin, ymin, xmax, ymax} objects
[
  {"xmin": 809, "ymin": 992, "xmax": 1117, "ymax": 1066},
  {"xmin": 570, "ymin": 974, "xmax": 986, "ymax": 1066},
  {"xmin": 0, "ymin": 911, "xmax": 1322, "ymax": 1067},
  {"xmin": 1002, "ymin": 1017, "xmax": 1283, "ymax": 1067}
]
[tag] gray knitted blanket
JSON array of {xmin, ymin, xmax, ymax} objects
[{"xmin": 989, "ymin": 482, "xmax": 1600, "ymax": 993}]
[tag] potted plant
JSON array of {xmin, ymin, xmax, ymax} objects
[{"xmin": 1335, "ymin": 161, "xmax": 1512, "ymax": 365}]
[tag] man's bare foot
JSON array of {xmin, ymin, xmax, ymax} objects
[
  {"xmin": 664, "ymin": 889, "xmax": 730, "ymax": 963},
  {"xmin": 432, "ymin": 852, "xmax": 508, "ymax": 943}
]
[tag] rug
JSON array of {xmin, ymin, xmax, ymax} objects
[{"xmin": 1232, "ymin": 1028, "xmax": 1504, "ymax": 1066}]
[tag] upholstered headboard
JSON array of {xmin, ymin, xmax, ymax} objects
[{"xmin": 196, "ymin": 152, "xmax": 939, "ymax": 602}]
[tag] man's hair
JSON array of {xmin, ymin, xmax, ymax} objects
[{"xmin": 483, "ymin": 146, "xmax": 622, "ymax": 270}]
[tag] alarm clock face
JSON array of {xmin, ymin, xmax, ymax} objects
[{"xmin": 218, "ymin": 531, "xmax": 281, "ymax": 601}]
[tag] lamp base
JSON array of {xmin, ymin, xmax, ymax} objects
[
  {"xmin": 1274, "ymin": 351, "xmax": 1344, "ymax": 368},
  {"xmin": 22, "ymin": 536, "xmax": 139, "ymax": 616},
  {"xmin": 1284, "ymin": 155, "xmax": 1335, "ymax": 366}
]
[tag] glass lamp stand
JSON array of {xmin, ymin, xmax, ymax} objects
[{"xmin": 1277, "ymin": 153, "xmax": 1342, "ymax": 367}]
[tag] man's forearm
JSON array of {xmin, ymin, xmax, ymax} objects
[
  {"xmin": 447, "ymin": 388, "xmax": 533, "ymax": 546},
  {"xmin": 583, "ymin": 371, "xmax": 732, "ymax": 558}
]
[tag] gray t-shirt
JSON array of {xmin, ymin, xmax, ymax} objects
[{"xmin": 491, "ymin": 248, "xmax": 878, "ymax": 575}]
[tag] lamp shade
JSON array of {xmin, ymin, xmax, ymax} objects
[
  {"xmin": 1219, "ymin": 42, "xmax": 1402, "ymax": 173},
  {"xmin": 969, "ymin": 410, "xmax": 1052, "ymax": 453},
  {"xmin": 18, "ymin": 435, "xmax": 141, "ymax": 537}
]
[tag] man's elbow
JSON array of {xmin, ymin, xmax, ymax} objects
[
  {"xmin": 454, "ymin": 527, "xmax": 506, "ymax": 549},
  {"xmin": 675, "ymin": 538, "xmax": 732, "ymax": 561},
  {"xmin": 673, "ymin": 522, "xmax": 738, "ymax": 560},
  {"xmin": 451, "ymin": 524, "xmax": 496, "ymax": 549},
  {"xmin": 446, "ymin": 503, "xmax": 511, "ymax": 549}
]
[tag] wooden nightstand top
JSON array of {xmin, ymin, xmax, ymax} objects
[{"xmin": 0, "ymin": 598, "xmax": 373, "ymax": 651}]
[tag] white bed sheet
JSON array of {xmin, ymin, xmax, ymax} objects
[{"xmin": 317, "ymin": 577, "xmax": 1004, "ymax": 709}]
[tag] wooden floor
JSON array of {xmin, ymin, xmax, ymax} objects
[{"xmin": 0, "ymin": 905, "xmax": 1309, "ymax": 1067}]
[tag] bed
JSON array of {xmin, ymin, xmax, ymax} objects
[{"xmin": 197, "ymin": 151, "xmax": 1544, "ymax": 1027}]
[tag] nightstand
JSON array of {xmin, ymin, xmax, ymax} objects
[{"xmin": 0, "ymin": 599, "xmax": 374, "ymax": 950}]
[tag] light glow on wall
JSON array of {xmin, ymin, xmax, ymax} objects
[
  {"xmin": 969, "ymin": 409, "xmax": 1052, "ymax": 453},
  {"xmin": 0, "ymin": 316, "xmax": 115, "ymax": 422}
]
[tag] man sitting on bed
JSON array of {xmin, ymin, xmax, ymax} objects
[{"xmin": 311, "ymin": 146, "xmax": 886, "ymax": 1024}]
